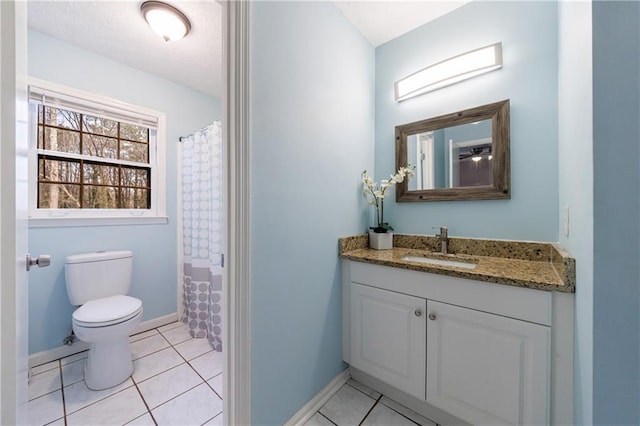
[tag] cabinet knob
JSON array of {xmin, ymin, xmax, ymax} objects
[
  {"xmin": 414, "ymin": 309, "xmax": 422, "ymax": 317},
  {"xmin": 428, "ymin": 313, "xmax": 437, "ymax": 321}
]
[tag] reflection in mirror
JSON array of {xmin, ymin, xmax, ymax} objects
[
  {"xmin": 407, "ymin": 120, "xmax": 493, "ymax": 191},
  {"xmin": 396, "ymin": 100, "xmax": 509, "ymax": 202}
]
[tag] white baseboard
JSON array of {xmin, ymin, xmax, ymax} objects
[
  {"xmin": 132, "ymin": 312, "xmax": 178, "ymax": 335},
  {"xmin": 284, "ymin": 369, "xmax": 350, "ymax": 426},
  {"xmin": 28, "ymin": 312, "xmax": 179, "ymax": 368},
  {"xmin": 29, "ymin": 341, "xmax": 92, "ymax": 369}
]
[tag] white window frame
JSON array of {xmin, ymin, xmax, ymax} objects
[{"xmin": 27, "ymin": 78, "xmax": 167, "ymax": 227}]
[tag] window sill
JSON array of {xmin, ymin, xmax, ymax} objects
[{"xmin": 29, "ymin": 216, "xmax": 169, "ymax": 228}]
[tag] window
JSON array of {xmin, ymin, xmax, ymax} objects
[{"xmin": 29, "ymin": 79, "xmax": 167, "ymax": 226}]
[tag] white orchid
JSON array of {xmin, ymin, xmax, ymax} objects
[
  {"xmin": 390, "ymin": 173, "xmax": 404, "ymax": 184},
  {"xmin": 361, "ymin": 164, "xmax": 415, "ymax": 233},
  {"xmin": 362, "ymin": 175, "xmax": 374, "ymax": 186}
]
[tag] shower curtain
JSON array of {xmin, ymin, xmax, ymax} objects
[{"xmin": 180, "ymin": 121, "xmax": 223, "ymax": 351}]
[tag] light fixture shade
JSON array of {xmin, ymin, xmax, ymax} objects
[
  {"xmin": 141, "ymin": 1, "xmax": 191, "ymax": 42},
  {"xmin": 395, "ymin": 42, "xmax": 503, "ymax": 102}
]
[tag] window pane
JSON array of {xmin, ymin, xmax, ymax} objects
[
  {"xmin": 38, "ymin": 183, "xmax": 81, "ymax": 208},
  {"xmin": 82, "ymin": 115, "xmax": 118, "ymax": 137},
  {"xmin": 44, "ymin": 106, "xmax": 81, "ymax": 131},
  {"xmin": 82, "ymin": 185, "xmax": 118, "ymax": 209},
  {"xmin": 39, "ymin": 157, "xmax": 81, "ymax": 183},
  {"xmin": 121, "ymin": 188, "xmax": 149, "ymax": 209},
  {"xmin": 34, "ymin": 98, "xmax": 157, "ymax": 212},
  {"xmin": 121, "ymin": 167, "xmax": 149, "ymax": 188},
  {"xmin": 38, "ymin": 125, "xmax": 43, "ymax": 149},
  {"xmin": 120, "ymin": 123, "xmax": 148, "ymax": 143},
  {"xmin": 83, "ymin": 163, "xmax": 119, "ymax": 186},
  {"xmin": 83, "ymin": 134, "xmax": 118, "ymax": 159},
  {"xmin": 42, "ymin": 127, "xmax": 81, "ymax": 154},
  {"xmin": 120, "ymin": 140, "xmax": 149, "ymax": 163}
]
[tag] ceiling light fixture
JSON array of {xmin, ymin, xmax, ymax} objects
[
  {"xmin": 469, "ymin": 147, "xmax": 484, "ymax": 162},
  {"xmin": 394, "ymin": 42, "xmax": 503, "ymax": 102},
  {"xmin": 141, "ymin": 1, "xmax": 191, "ymax": 42}
]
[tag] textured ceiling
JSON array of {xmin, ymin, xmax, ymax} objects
[
  {"xmin": 27, "ymin": 1, "xmax": 468, "ymax": 100},
  {"xmin": 334, "ymin": 1, "xmax": 470, "ymax": 47},
  {"xmin": 27, "ymin": 0, "xmax": 223, "ymax": 98}
]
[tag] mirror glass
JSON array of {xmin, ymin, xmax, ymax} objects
[
  {"xmin": 406, "ymin": 119, "xmax": 493, "ymax": 191},
  {"xmin": 396, "ymin": 100, "xmax": 510, "ymax": 202}
]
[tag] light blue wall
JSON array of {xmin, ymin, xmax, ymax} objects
[
  {"xmin": 557, "ymin": 2, "xmax": 593, "ymax": 424},
  {"xmin": 375, "ymin": 1, "xmax": 559, "ymax": 241},
  {"xmin": 250, "ymin": 2, "xmax": 374, "ymax": 424},
  {"xmin": 27, "ymin": 30, "xmax": 221, "ymax": 354},
  {"xmin": 592, "ymin": 2, "xmax": 640, "ymax": 424}
]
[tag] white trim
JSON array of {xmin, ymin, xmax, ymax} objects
[
  {"xmin": 28, "ymin": 78, "xmax": 161, "ymax": 127},
  {"xmin": 448, "ymin": 139, "xmax": 454, "ymax": 188},
  {"xmin": 451, "ymin": 136, "xmax": 493, "ymax": 149},
  {"xmin": 26, "ymin": 77, "xmax": 168, "ymax": 222},
  {"xmin": 36, "ymin": 149, "xmax": 153, "ymax": 169},
  {"xmin": 1, "ymin": 2, "xmax": 28, "ymax": 424},
  {"xmin": 29, "ymin": 216, "xmax": 168, "ymax": 228},
  {"xmin": 223, "ymin": 1, "xmax": 251, "ymax": 425},
  {"xmin": 551, "ymin": 292, "xmax": 574, "ymax": 425},
  {"xmin": 284, "ymin": 369, "xmax": 351, "ymax": 426},
  {"xmin": 29, "ymin": 342, "xmax": 91, "ymax": 370},
  {"xmin": 419, "ymin": 132, "xmax": 434, "ymax": 190},
  {"xmin": 132, "ymin": 312, "xmax": 178, "ymax": 335},
  {"xmin": 28, "ymin": 312, "xmax": 178, "ymax": 369}
]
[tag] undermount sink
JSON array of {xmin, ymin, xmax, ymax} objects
[{"xmin": 401, "ymin": 255, "xmax": 477, "ymax": 270}]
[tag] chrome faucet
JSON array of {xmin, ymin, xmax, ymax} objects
[{"xmin": 436, "ymin": 226, "xmax": 448, "ymax": 254}]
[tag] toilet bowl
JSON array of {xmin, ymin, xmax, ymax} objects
[
  {"xmin": 65, "ymin": 251, "xmax": 143, "ymax": 391},
  {"xmin": 72, "ymin": 295, "xmax": 143, "ymax": 390}
]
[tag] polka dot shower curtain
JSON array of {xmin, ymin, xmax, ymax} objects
[{"xmin": 179, "ymin": 122, "xmax": 223, "ymax": 351}]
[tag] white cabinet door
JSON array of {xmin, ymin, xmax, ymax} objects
[
  {"xmin": 349, "ymin": 282, "xmax": 426, "ymax": 400},
  {"xmin": 426, "ymin": 300, "xmax": 550, "ymax": 425}
]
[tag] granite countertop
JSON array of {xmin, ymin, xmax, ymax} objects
[{"xmin": 339, "ymin": 234, "xmax": 575, "ymax": 293}]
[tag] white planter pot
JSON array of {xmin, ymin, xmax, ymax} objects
[{"xmin": 369, "ymin": 231, "xmax": 393, "ymax": 250}]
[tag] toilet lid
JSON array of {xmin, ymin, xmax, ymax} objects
[{"xmin": 73, "ymin": 295, "xmax": 142, "ymax": 326}]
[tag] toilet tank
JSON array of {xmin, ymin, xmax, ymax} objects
[{"xmin": 65, "ymin": 251, "xmax": 133, "ymax": 306}]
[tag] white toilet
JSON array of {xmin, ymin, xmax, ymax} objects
[{"xmin": 65, "ymin": 250, "xmax": 143, "ymax": 390}]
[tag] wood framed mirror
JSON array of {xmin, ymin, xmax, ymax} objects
[{"xmin": 396, "ymin": 99, "xmax": 510, "ymax": 202}]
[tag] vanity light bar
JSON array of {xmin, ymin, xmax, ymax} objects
[{"xmin": 394, "ymin": 42, "xmax": 503, "ymax": 102}]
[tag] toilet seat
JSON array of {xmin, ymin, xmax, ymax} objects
[{"xmin": 73, "ymin": 295, "xmax": 142, "ymax": 328}]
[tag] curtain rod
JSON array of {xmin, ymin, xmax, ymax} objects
[{"xmin": 178, "ymin": 121, "xmax": 221, "ymax": 142}]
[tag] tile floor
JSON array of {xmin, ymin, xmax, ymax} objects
[
  {"xmin": 306, "ymin": 379, "xmax": 439, "ymax": 426},
  {"xmin": 27, "ymin": 321, "xmax": 224, "ymax": 426},
  {"xmin": 29, "ymin": 321, "xmax": 438, "ymax": 426}
]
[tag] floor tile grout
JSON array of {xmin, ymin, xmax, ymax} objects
[
  {"xmin": 32, "ymin": 320, "xmax": 430, "ymax": 426},
  {"xmin": 29, "ymin": 321, "xmax": 223, "ymax": 426},
  {"xmin": 58, "ymin": 359, "xmax": 68, "ymax": 426},
  {"xmin": 317, "ymin": 380, "xmax": 439, "ymax": 426},
  {"xmin": 131, "ymin": 377, "xmax": 158, "ymax": 425},
  {"xmin": 357, "ymin": 393, "xmax": 383, "ymax": 426},
  {"xmin": 64, "ymin": 381, "xmax": 134, "ymax": 417},
  {"xmin": 206, "ymin": 372, "xmax": 223, "ymax": 400},
  {"xmin": 346, "ymin": 380, "xmax": 379, "ymax": 401},
  {"xmin": 318, "ymin": 411, "xmax": 338, "ymax": 425}
]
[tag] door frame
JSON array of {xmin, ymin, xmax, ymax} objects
[
  {"xmin": 222, "ymin": 1, "xmax": 251, "ymax": 424},
  {"xmin": 0, "ymin": 0, "xmax": 29, "ymax": 424}
]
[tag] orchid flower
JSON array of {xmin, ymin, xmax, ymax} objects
[{"xmin": 361, "ymin": 164, "xmax": 415, "ymax": 233}]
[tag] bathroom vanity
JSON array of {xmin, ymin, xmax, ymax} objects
[{"xmin": 339, "ymin": 234, "xmax": 575, "ymax": 426}]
